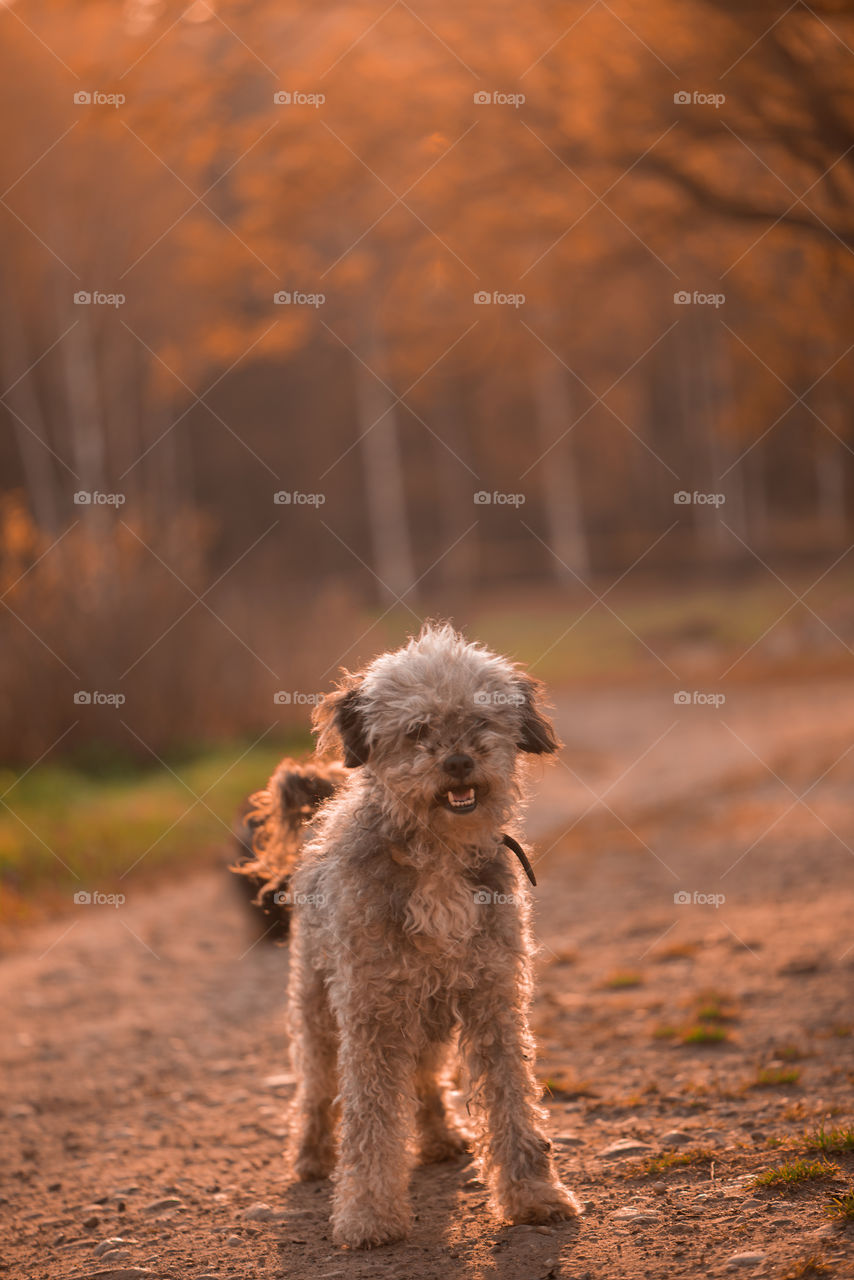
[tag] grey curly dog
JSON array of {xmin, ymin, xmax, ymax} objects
[{"xmin": 250, "ymin": 624, "xmax": 579, "ymax": 1248}]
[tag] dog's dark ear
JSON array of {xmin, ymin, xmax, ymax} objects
[
  {"xmin": 515, "ymin": 676, "xmax": 561, "ymax": 755},
  {"xmin": 313, "ymin": 683, "xmax": 371, "ymax": 767}
]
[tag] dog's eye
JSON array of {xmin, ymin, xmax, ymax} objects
[{"xmin": 405, "ymin": 722, "xmax": 429, "ymax": 743}]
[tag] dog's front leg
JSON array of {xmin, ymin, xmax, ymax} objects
[
  {"xmin": 460, "ymin": 986, "xmax": 579, "ymax": 1225},
  {"xmin": 330, "ymin": 993, "xmax": 417, "ymax": 1248}
]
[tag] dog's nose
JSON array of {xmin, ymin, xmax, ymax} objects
[{"xmin": 443, "ymin": 753, "xmax": 474, "ymax": 778}]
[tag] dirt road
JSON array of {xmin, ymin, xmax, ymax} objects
[{"xmin": 2, "ymin": 674, "xmax": 853, "ymax": 1279}]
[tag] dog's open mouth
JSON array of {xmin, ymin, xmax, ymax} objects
[{"xmin": 440, "ymin": 785, "xmax": 478, "ymax": 814}]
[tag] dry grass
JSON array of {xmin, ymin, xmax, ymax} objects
[{"xmin": 778, "ymin": 1255, "xmax": 831, "ymax": 1279}]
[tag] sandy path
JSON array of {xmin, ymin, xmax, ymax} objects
[{"xmin": 2, "ymin": 674, "xmax": 853, "ymax": 1279}]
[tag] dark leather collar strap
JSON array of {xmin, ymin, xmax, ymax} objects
[{"xmin": 501, "ymin": 833, "xmax": 537, "ymax": 887}]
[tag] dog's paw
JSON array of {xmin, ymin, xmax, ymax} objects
[
  {"xmin": 502, "ymin": 1179, "xmax": 581, "ymax": 1224},
  {"xmin": 294, "ymin": 1152, "xmax": 334, "ymax": 1181},
  {"xmin": 418, "ymin": 1129, "xmax": 470, "ymax": 1164},
  {"xmin": 331, "ymin": 1198, "xmax": 411, "ymax": 1249}
]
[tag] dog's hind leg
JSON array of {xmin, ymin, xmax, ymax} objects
[
  {"xmin": 415, "ymin": 1039, "xmax": 468, "ymax": 1164},
  {"xmin": 287, "ymin": 933, "xmax": 338, "ymax": 1181}
]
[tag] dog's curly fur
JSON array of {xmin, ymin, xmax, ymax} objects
[
  {"xmin": 246, "ymin": 624, "xmax": 579, "ymax": 1248},
  {"xmin": 231, "ymin": 758, "xmax": 347, "ymax": 938}
]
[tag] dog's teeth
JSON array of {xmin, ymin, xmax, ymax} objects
[{"xmin": 447, "ymin": 787, "xmax": 475, "ymax": 808}]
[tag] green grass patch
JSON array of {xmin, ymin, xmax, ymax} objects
[
  {"xmin": 0, "ymin": 734, "xmax": 307, "ymax": 927},
  {"xmin": 541, "ymin": 1074, "xmax": 598, "ymax": 1100},
  {"xmin": 753, "ymin": 1067, "xmax": 801, "ymax": 1088},
  {"xmin": 826, "ymin": 1187, "xmax": 854, "ymax": 1222},
  {"xmin": 680, "ymin": 1024, "xmax": 728, "ymax": 1045},
  {"xmin": 602, "ymin": 970, "xmax": 644, "ymax": 989},
  {"xmin": 805, "ymin": 1127, "xmax": 854, "ymax": 1153},
  {"xmin": 632, "ymin": 1148, "xmax": 715, "ymax": 1177},
  {"xmin": 755, "ymin": 1159, "xmax": 836, "ymax": 1189}
]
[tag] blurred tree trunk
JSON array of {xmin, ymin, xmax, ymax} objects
[
  {"xmin": 434, "ymin": 389, "xmax": 477, "ymax": 595},
  {"xmin": 815, "ymin": 437, "xmax": 847, "ymax": 547},
  {"xmin": 532, "ymin": 355, "xmax": 589, "ymax": 583},
  {"xmin": 61, "ymin": 308, "xmax": 105, "ymax": 496},
  {"xmin": 354, "ymin": 333, "xmax": 416, "ymax": 604},
  {"xmin": 746, "ymin": 447, "xmax": 771, "ymax": 552},
  {"xmin": 1, "ymin": 310, "xmax": 61, "ymax": 531}
]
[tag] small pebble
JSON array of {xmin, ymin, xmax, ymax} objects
[
  {"xmin": 143, "ymin": 1197, "xmax": 183, "ymax": 1214},
  {"xmin": 226, "ymin": 1235, "xmax": 242, "ymax": 1247},
  {"xmin": 727, "ymin": 1252, "xmax": 767, "ymax": 1269},
  {"xmin": 598, "ymin": 1139, "xmax": 653, "ymax": 1159},
  {"xmin": 660, "ymin": 1130, "xmax": 692, "ymax": 1146},
  {"xmin": 241, "ymin": 1202, "xmax": 286, "ymax": 1222},
  {"xmin": 611, "ymin": 1208, "xmax": 662, "ymax": 1223},
  {"xmin": 93, "ymin": 1239, "xmax": 129, "ymax": 1257}
]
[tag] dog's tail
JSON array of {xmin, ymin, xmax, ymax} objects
[{"xmin": 230, "ymin": 757, "xmax": 346, "ymax": 939}]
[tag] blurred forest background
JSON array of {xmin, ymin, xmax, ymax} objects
[{"xmin": 1, "ymin": 0, "xmax": 853, "ymax": 771}]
